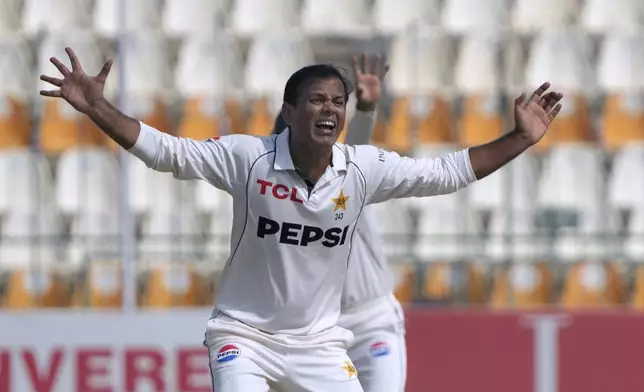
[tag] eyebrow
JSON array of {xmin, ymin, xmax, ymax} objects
[{"xmin": 307, "ymin": 92, "xmax": 344, "ymax": 100}]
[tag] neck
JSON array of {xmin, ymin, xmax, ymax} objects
[{"xmin": 288, "ymin": 136, "xmax": 332, "ymax": 183}]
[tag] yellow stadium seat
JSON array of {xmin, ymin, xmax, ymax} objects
[
  {"xmin": 0, "ymin": 97, "xmax": 32, "ymax": 149},
  {"xmin": 489, "ymin": 262, "xmax": 554, "ymax": 308},
  {"xmin": 246, "ymin": 98, "xmax": 275, "ymax": 137},
  {"xmin": 602, "ymin": 94, "xmax": 644, "ymax": 150},
  {"xmin": 457, "ymin": 95, "xmax": 505, "ymax": 147},
  {"xmin": 560, "ymin": 261, "xmax": 625, "ymax": 308},
  {"xmin": 140, "ymin": 261, "xmax": 210, "ymax": 308},
  {"xmin": 39, "ymin": 100, "xmax": 109, "ymax": 155},
  {"xmin": 178, "ymin": 98, "xmax": 245, "ymax": 140},
  {"xmin": 387, "ymin": 96, "xmax": 454, "ymax": 153},
  {"xmin": 631, "ymin": 265, "xmax": 644, "ymax": 310},
  {"xmin": 107, "ymin": 98, "xmax": 170, "ymax": 150},
  {"xmin": 72, "ymin": 261, "xmax": 122, "ymax": 308},
  {"xmin": 2, "ymin": 267, "xmax": 71, "ymax": 308},
  {"xmin": 391, "ymin": 262, "xmax": 416, "ymax": 305},
  {"xmin": 422, "ymin": 262, "xmax": 487, "ymax": 304},
  {"xmin": 533, "ymin": 95, "xmax": 592, "ymax": 152}
]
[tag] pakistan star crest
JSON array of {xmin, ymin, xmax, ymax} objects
[{"xmin": 332, "ymin": 189, "xmax": 350, "ymax": 212}]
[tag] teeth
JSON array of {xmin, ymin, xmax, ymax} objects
[{"xmin": 316, "ymin": 120, "xmax": 334, "ymax": 127}]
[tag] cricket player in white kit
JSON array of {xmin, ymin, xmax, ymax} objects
[
  {"xmin": 272, "ymin": 55, "xmax": 407, "ymax": 392},
  {"xmin": 40, "ymin": 48, "xmax": 563, "ymax": 392}
]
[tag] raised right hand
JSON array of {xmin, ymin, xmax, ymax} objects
[{"xmin": 40, "ymin": 47, "xmax": 113, "ymax": 115}]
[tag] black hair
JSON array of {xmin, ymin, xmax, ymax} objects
[
  {"xmin": 282, "ymin": 64, "xmax": 353, "ymax": 107},
  {"xmin": 273, "ymin": 111, "xmax": 288, "ymax": 135}
]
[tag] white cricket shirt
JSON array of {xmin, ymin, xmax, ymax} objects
[{"xmin": 129, "ymin": 121, "xmax": 477, "ymax": 335}]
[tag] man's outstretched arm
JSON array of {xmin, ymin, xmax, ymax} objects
[
  {"xmin": 468, "ymin": 83, "xmax": 562, "ymax": 180},
  {"xmin": 39, "ymin": 47, "xmax": 140, "ymax": 149},
  {"xmin": 362, "ymin": 82, "xmax": 563, "ymax": 204},
  {"xmin": 39, "ymin": 47, "xmax": 250, "ymax": 192}
]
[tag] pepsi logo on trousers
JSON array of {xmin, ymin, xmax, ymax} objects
[
  {"xmin": 369, "ymin": 341, "xmax": 390, "ymax": 357},
  {"xmin": 216, "ymin": 344, "xmax": 241, "ymax": 363}
]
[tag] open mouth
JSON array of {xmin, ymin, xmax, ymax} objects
[{"xmin": 314, "ymin": 119, "xmax": 337, "ymax": 135}]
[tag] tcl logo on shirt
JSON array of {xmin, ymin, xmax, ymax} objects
[
  {"xmin": 257, "ymin": 216, "xmax": 349, "ymax": 247},
  {"xmin": 256, "ymin": 179, "xmax": 304, "ymax": 204}
]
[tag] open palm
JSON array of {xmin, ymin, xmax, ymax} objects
[
  {"xmin": 40, "ymin": 47, "xmax": 113, "ymax": 115},
  {"xmin": 514, "ymin": 82, "xmax": 563, "ymax": 144},
  {"xmin": 353, "ymin": 53, "xmax": 390, "ymax": 107}
]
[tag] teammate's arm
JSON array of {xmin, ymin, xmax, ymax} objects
[
  {"xmin": 362, "ymin": 83, "xmax": 563, "ymax": 204},
  {"xmin": 343, "ymin": 54, "xmax": 387, "ymax": 146},
  {"xmin": 39, "ymin": 47, "xmax": 247, "ymax": 192}
]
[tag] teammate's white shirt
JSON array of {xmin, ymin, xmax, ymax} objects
[
  {"xmin": 340, "ymin": 111, "xmax": 394, "ymax": 310},
  {"xmin": 129, "ymin": 121, "xmax": 477, "ymax": 336}
]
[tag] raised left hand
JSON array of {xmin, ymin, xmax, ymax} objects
[
  {"xmin": 353, "ymin": 53, "xmax": 389, "ymax": 111},
  {"xmin": 514, "ymin": 82, "xmax": 563, "ymax": 145}
]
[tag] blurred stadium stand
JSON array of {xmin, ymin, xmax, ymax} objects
[{"xmin": 1, "ymin": 0, "xmax": 644, "ymax": 310}]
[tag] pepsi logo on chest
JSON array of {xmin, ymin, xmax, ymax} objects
[
  {"xmin": 216, "ymin": 344, "xmax": 241, "ymax": 363},
  {"xmin": 369, "ymin": 341, "xmax": 390, "ymax": 358}
]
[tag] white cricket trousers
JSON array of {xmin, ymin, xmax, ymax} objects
[
  {"xmin": 338, "ymin": 294, "xmax": 407, "ymax": 392},
  {"xmin": 205, "ymin": 310, "xmax": 364, "ymax": 392}
]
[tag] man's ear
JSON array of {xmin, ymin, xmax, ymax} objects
[{"xmin": 281, "ymin": 103, "xmax": 295, "ymax": 127}]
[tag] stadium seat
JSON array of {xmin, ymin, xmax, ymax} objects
[
  {"xmin": 0, "ymin": 33, "xmax": 31, "ymax": 149},
  {"xmin": 467, "ymin": 151, "xmax": 546, "ymax": 261},
  {"xmin": 455, "ymin": 32, "xmax": 505, "ymax": 147},
  {"xmin": 55, "ymin": 147, "xmax": 119, "ymax": 216},
  {"xmin": 67, "ymin": 212, "xmax": 120, "ymax": 266},
  {"xmin": 0, "ymin": 0, "xmax": 21, "ymax": 31},
  {"xmin": 489, "ymin": 262, "xmax": 554, "ymax": 308},
  {"xmin": 245, "ymin": 31, "xmax": 314, "ymax": 101},
  {"xmin": 624, "ymin": 208, "xmax": 644, "ymax": 262},
  {"xmin": 162, "ymin": 0, "xmax": 227, "ymax": 38},
  {"xmin": 538, "ymin": 145, "xmax": 609, "ymax": 261},
  {"xmin": 469, "ymin": 151, "xmax": 538, "ymax": 211},
  {"xmin": 246, "ymin": 98, "xmax": 280, "ymax": 136},
  {"xmin": 140, "ymin": 261, "xmax": 210, "ymax": 308},
  {"xmin": 127, "ymin": 155, "xmax": 196, "ymax": 216},
  {"xmin": 372, "ymin": 0, "xmax": 441, "ymax": 34},
  {"xmin": 560, "ymin": 262, "xmax": 626, "ymax": 308},
  {"xmin": 230, "ymin": 0, "xmax": 300, "ymax": 38},
  {"xmin": 93, "ymin": 0, "xmax": 161, "ymax": 38},
  {"xmin": 387, "ymin": 27, "xmax": 454, "ymax": 151},
  {"xmin": 597, "ymin": 32, "xmax": 644, "ymax": 150},
  {"xmin": 441, "ymin": 0, "xmax": 510, "ymax": 34},
  {"xmin": 104, "ymin": 32, "xmax": 170, "ymax": 150},
  {"xmin": 22, "ymin": 0, "xmax": 92, "ymax": 36},
  {"xmin": 512, "ymin": 0, "xmax": 579, "ymax": 33},
  {"xmin": 631, "ymin": 264, "xmax": 644, "ymax": 309},
  {"xmin": 609, "ymin": 145, "xmax": 644, "ymax": 213},
  {"xmin": 391, "ymin": 262, "xmax": 416, "ymax": 305},
  {"xmin": 525, "ymin": 29, "xmax": 594, "ymax": 151},
  {"xmin": 0, "ymin": 209, "xmax": 64, "ymax": 270},
  {"xmin": 2, "ymin": 266, "xmax": 71, "ymax": 308},
  {"xmin": 301, "ymin": 0, "xmax": 371, "ymax": 37},
  {"xmin": 0, "ymin": 149, "xmax": 55, "ymax": 214},
  {"xmin": 580, "ymin": 0, "xmax": 644, "ymax": 34},
  {"xmin": 175, "ymin": 33, "xmax": 244, "ymax": 138},
  {"xmin": 422, "ymin": 262, "xmax": 487, "ymax": 304},
  {"xmin": 71, "ymin": 261, "xmax": 122, "ymax": 308},
  {"xmin": 38, "ymin": 31, "xmax": 108, "ymax": 155},
  {"xmin": 413, "ymin": 192, "xmax": 480, "ymax": 262},
  {"xmin": 138, "ymin": 209, "xmax": 203, "ymax": 262}
]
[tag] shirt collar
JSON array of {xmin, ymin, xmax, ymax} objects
[{"xmin": 273, "ymin": 128, "xmax": 347, "ymax": 174}]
